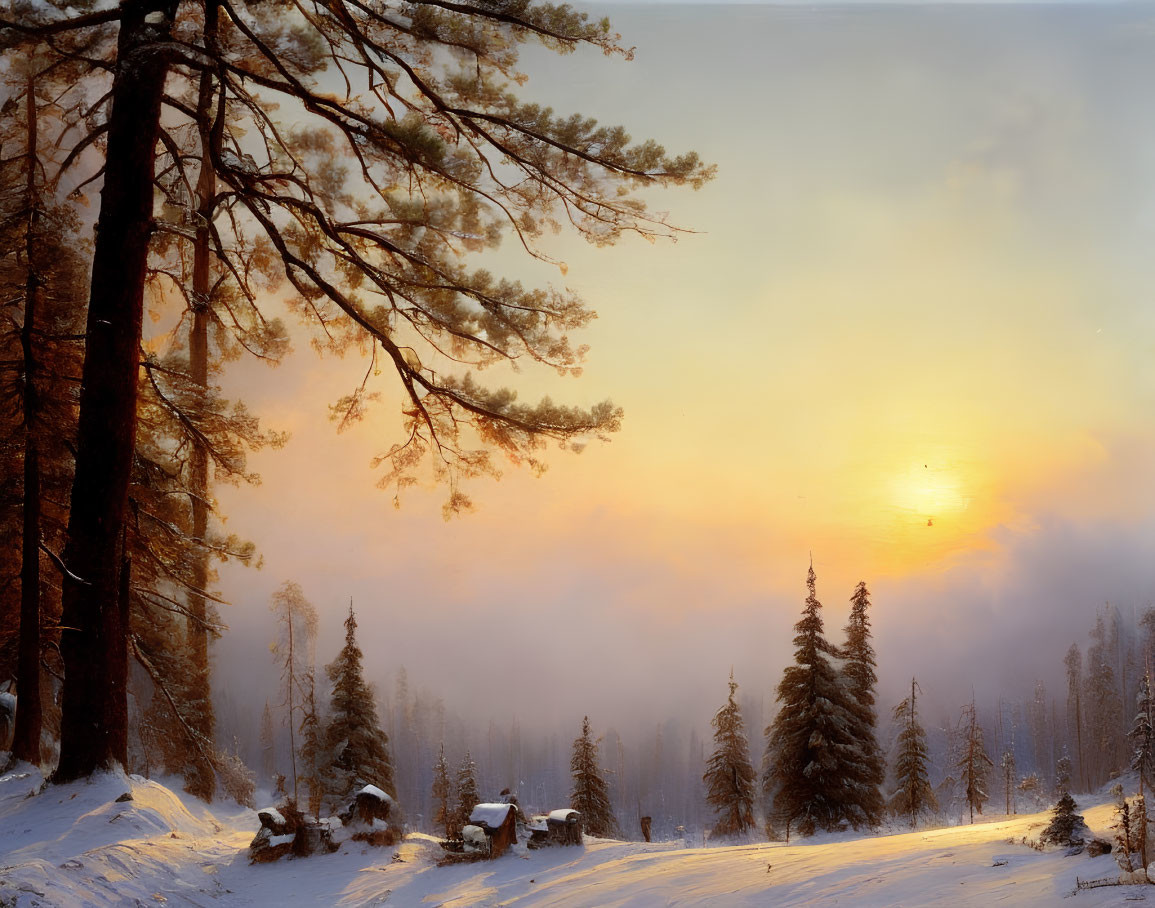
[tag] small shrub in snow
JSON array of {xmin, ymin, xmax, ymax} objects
[{"xmin": 1040, "ymin": 793, "xmax": 1088, "ymax": 849}]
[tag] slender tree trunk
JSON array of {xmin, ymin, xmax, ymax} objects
[
  {"xmin": 56, "ymin": 0, "xmax": 178, "ymax": 781},
  {"xmin": 12, "ymin": 74, "xmax": 43, "ymax": 766},
  {"xmin": 909, "ymin": 678, "xmax": 917, "ymax": 829},
  {"xmin": 287, "ymin": 611, "xmax": 298, "ymax": 803},
  {"xmin": 1074, "ymin": 689, "xmax": 1086, "ymax": 792},
  {"xmin": 188, "ymin": 0, "xmax": 218, "ymax": 686},
  {"xmin": 183, "ymin": 1, "xmax": 220, "ymax": 798}
]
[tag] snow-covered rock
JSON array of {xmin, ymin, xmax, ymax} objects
[
  {"xmin": 462, "ymin": 824, "xmax": 488, "ymax": 852},
  {"xmin": 257, "ymin": 807, "xmax": 287, "ymax": 832}
]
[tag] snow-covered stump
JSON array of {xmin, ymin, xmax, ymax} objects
[
  {"xmin": 528, "ymin": 809, "xmax": 583, "ymax": 849},
  {"xmin": 463, "ymin": 824, "xmax": 488, "ymax": 853},
  {"xmin": 548, "ymin": 809, "xmax": 583, "ymax": 846},
  {"xmin": 249, "ymin": 807, "xmax": 297, "ymax": 864},
  {"xmin": 339, "ymin": 784, "xmax": 401, "ymax": 847},
  {"xmin": 292, "ymin": 820, "xmax": 338, "ymax": 857}
]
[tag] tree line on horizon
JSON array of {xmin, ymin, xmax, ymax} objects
[
  {"xmin": 241, "ymin": 561, "xmax": 1155, "ymax": 848},
  {"xmin": 695, "ymin": 573, "xmax": 1155, "ymax": 842}
]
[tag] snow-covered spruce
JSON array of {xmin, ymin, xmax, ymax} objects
[
  {"xmin": 763, "ymin": 562, "xmax": 870, "ymax": 837},
  {"xmin": 1040, "ymin": 792, "xmax": 1089, "ymax": 848},
  {"xmin": 702, "ymin": 670, "xmax": 757, "ymax": 838},
  {"xmin": 837, "ymin": 581, "xmax": 886, "ymax": 828},
  {"xmin": 888, "ymin": 677, "xmax": 937, "ymax": 828},
  {"xmin": 322, "ymin": 603, "xmax": 395, "ymax": 807},
  {"xmin": 570, "ymin": 716, "xmax": 618, "ymax": 839}
]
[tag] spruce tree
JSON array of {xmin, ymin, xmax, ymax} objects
[
  {"xmin": 455, "ymin": 750, "xmax": 480, "ymax": 832},
  {"xmin": 1084, "ymin": 614, "xmax": 1124, "ymax": 787},
  {"xmin": 702, "ymin": 670, "xmax": 757, "ymax": 837},
  {"xmin": 1040, "ymin": 792, "xmax": 1088, "ymax": 847},
  {"xmin": 1028, "ymin": 680, "xmax": 1050, "ymax": 785},
  {"xmin": 432, "ymin": 743, "xmax": 453, "ymax": 839},
  {"xmin": 889, "ymin": 677, "xmax": 937, "ymax": 828},
  {"xmin": 299, "ymin": 671, "xmax": 324, "ymax": 817},
  {"xmin": 763, "ymin": 561, "xmax": 860, "ymax": 836},
  {"xmin": 958, "ymin": 698, "xmax": 994, "ymax": 823},
  {"xmin": 839, "ymin": 581, "xmax": 886, "ymax": 827},
  {"xmin": 1001, "ymin": 750, "xmax": 1016, "ymax": 815},
  {"xmin": 571, "ymin": 716, "xmax": 618, "ymax": 839},
  {"xmin": 1055, "ymin": 750, "xmax": 1073, "ymax": 796},
  {"xmin": 260, "ymin": 701, "xmax": 275, "ymax": 783},
  {"xmin": 1131, "ymin": 669, "xmax": 1155, "ymax": 795},
  {"xmin": 1064, "ymin": 644, "xmax": 1087, "ymax": 791},
  {"xmin": 323, "ymin": 603, "xmax": 395, "ymax": 803}
]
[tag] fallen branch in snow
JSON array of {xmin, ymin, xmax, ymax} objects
[{"xmin": 1075, "ymin": 875, "xmax": 1124, "ymax": 891}]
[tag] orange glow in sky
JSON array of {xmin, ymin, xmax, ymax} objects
[{"xmin": 196, "ymin": 4, "xmax": 1155, "ymax": 726}]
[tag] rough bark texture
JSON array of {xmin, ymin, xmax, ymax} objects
[
  {"xmin": 11, "ymin": 74, "xmax": 42, "ymax": 766},
  {"xmin": 56, "ymin": 0, "xmax": 177, "ymax": 781}
]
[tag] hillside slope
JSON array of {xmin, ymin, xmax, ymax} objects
[{"xmin": 0, "ymin": 766, "xmax": 1144, "ymax": 906}]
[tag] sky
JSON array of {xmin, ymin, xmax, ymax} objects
[{"xmin": 208, "ymin": 3, "xmax": 1155, "ymax": 740}]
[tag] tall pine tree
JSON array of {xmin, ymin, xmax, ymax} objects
[
  {"xmin": 269, "ymin": 581, "xmax": 317, "ymax": 803},
  {"xmin": 260, "ymin": 701, "xmax": 275, "ymax": 783},
  {"xmin": 1085, "ymin": 616, "xmax": 1124, "ymax": 787},
  {"xmin": 432, "ymin": 743, "xmax": 454, "ymax": 840},
  {"xmin": 14, "ymin": 0, "xmax": 711, "ymax": 783},
  {"xmin": 958, "ymin": 698, "xmax": 994, "ymax": 823},
  {"xmin": 703, "ymin": 670, "xmax": 757, "ymax": 837},
  {"xmin": 889, "ymin": 677, "xmax": 937, "ymax": 828},
  {"xmin": 323, "ymin": 603, "xmax": 395, "ymax": 803},
  {"xmin": 763, "ymin": 560, "xmax": 861, "ymax": 836},
  {"xmin": 0, "ymin": 51, "xmax": 89, "ymax": 769},
  {"xmin": 571, "ymin": 716, "xmax": 618, "ymax": 839},
  {"xmin": 1064, "ymin": 644, "xmax": 1087, "ymax": 791},
  {"xmin": 1131, "ymin": 668, "xmax": 1155, "ymax": 795},
  {"xmin": 299, "ymin": 670, "xmax": 324, "ymax": 817},
  {"xmin": 839, "ymin": 581, "xmax": 886, "ymax": 828},
  {"xmin": 454, "ymin": 750, "xmax": 480, "ymax": 832}
]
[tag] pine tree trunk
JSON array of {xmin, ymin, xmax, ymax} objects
[
  {"xmin": 1074, "ymin": 690, "xmax": 1086, "ymax": 792},
  {"xmin": 909, "ymin": 679, "xmax": 917, "ymax": 829},
  {"xmin": 57, "ymin": 0, "xmax": 177, "ymax": 781},
  {"xmin": 11, "ymin": 74, "xmax": 42, "ymax": 766},
  {"xmin": 287, "ymin": 611, "xmax": 297, "ymax": 802},
  {"xmin": 184, "ymin": 2, "xmax": 219, "ymax": 797}
]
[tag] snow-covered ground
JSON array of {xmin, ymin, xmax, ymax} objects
[{"xmin": 0, "ymin": 767, "xmax": 1145, "ymax": 906}]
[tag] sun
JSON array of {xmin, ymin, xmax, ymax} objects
[{"xmin": 889, "ymin": 461, "xmax": 971, "ymax": 527}]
